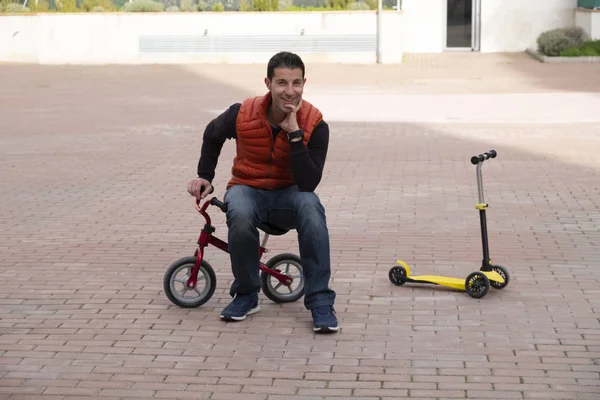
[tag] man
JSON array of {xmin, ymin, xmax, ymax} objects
[{"xmin": 187, "ymin": 51, "xmax": 338, "ymax": 333}]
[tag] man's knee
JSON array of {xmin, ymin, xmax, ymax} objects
[
  {"xmin": 295, "ymin": 192, "xmax": 326, "ymax": 223},
  {"xmin": 225, "ymin": 185, "xmax": 260, "ymax": 229}
]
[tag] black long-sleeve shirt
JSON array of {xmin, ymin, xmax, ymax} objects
[{"xmin": 197, "ymin": 103, "xmax": 329, "ymax": 192}]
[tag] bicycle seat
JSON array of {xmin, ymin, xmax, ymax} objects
[{"xmin": 257, "ymin": 222, "xmax": 289, "ymax": 236}]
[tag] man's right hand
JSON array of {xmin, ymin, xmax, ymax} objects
[{"xmin": 187, "ymin": 178, "xmax": 213, "ymax": 200}]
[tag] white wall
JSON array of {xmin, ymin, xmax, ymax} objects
[
  {"xmin": 0, "ymin": 12, "xmax": 403, "ymax": 64},
  {"xmin": 576, "ymin": 9, "xmax": 600, "ymax": 39},
  {"xmin": 0, "ymin": 15, "xmax": 39, "ymax": 62},
  {"xmin": 480, "ymin": 0, "xmax": 578, "ymax": 52},
  {"xmin": 0, "ymin": 0, "xmax": 586, "ymax": 64},
  {"xmin": 400, "ymin": 0, "xmax": 445, "ymax": 53},
  {"xmin": 400, "ymin": 0, "xmax": 578, "ymax": 53}
]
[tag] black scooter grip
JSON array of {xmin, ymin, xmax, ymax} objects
[{"xmin": 471, "ymin": 150, "xmax": 497, "ymax": 165}]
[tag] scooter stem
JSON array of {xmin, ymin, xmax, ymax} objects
[
  {"xmin": 470, "ymin": 150, "xmax": 497, "ymax": 272},
  {"xmin": 476, "ymin": 163, "xmax": 485, "ymax": 205}
]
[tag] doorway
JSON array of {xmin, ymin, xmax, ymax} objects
[{"xmin": 445, "ymin": 0, "xmax": 480, "ymax": 51}]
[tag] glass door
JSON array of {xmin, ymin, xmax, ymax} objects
[{"xmin": 446, "ymin": 0, "xmax": 480, "ymax": 50}]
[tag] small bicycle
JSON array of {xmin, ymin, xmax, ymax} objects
[{"xmin": 163, "ymin": 197, "xmax": 305, "ymax": 308}]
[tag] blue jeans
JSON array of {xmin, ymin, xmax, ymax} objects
[{"xmin": 223, "ymin": 184, "xmax": 336, "ymax": 310}]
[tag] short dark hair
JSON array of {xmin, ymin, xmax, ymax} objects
[{"xmin": 267, "ymin": 51, "xmax": 305, "ymax": 80}]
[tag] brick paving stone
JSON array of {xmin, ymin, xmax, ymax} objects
[{"xmin": 1, "ymin": 54, "xmax": 600, "ymax": 399}]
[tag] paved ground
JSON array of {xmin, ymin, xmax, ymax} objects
[{"xmin": 0, "ymin": 53, "xmax": 599, "ymax": 400}]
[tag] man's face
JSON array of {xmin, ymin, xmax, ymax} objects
[{"xmin": 265, "ymin": 67, "xmax": 305, "ymax": 115}]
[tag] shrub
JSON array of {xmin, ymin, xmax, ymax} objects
[
  {"xmin": 121, "ymin": 0, "xmax": 164, "ymax": 11},
  {"xmin": 282, "ymin": 4, "xmax": 340, "ymax": 9},
  {"xmin": 29, "ymin": 0, "xmax": 50, "ymax": 11},
  {"xmin": 562, "ymin": 26, "xmax": 590, "ymax": 44},
  {"xmin": 346, "ymin": 1, "xmax": 369, "ymax": 9},
  {"xmin": 327, "ymin": 0, "xmax": 348, "ymax": 7},
  {"xmin": 82, "ymin": 0, "xmax": 115, "ymax": 11},
  {"xmin": 56, "ymin": 0, "xmax": 79, "ymax": 11},
  {"xmin": 537, "ymin": 26, "xmax": 589, "ymax": 56},
  {"xmin": 252, "ymin": 0, "xmax": 278, "ymax": 10},
  {"xmin": 276, "ymin": 0, "xmax": 291, "ymax": 9},
  {"xmin": 364, "ymin": 0, "xmax": 377, "ymax": 9},
  {"xmin": 166, "ymin": 4, "xmax": 179, "ymax": 10},
  {"xmin": 560, "ymin": 39, "xmax": 600, "ymax": 57},
  {"xmin": 4, "ymin": 2, "xmax": 30, "ymax": 11},
  {"xmin": 211, "ymin": 1, "xmax": 223, "ymax": 10},
  {"xmin": 179, "ymin": 0, "xmax": 196, "ymax": 11}
]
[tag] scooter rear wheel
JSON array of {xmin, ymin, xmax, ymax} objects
[
  {"xmin": 465, "ymin": 271, "xmax": 490, "ymax": 298},
  {"xmin": 389, "ymin": 266, "xmax": 407, "ymax": 286}
]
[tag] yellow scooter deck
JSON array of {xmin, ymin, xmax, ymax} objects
[
  {"xmin": 395, "ymin": 260, "xmax": 505, "ymax": 290},
  {"xmin": 406, "ymin": 275, "xmax": 469, "ymax": 290}
]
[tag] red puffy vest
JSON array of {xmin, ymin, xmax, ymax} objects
[{"xmin": 227, "ymin": 92, "xmax": 324, "ymax": 190}]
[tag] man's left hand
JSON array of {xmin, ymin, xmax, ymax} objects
[{"xmin": 278, "ymin": 100, "xmax": 302, "ymax": 133}]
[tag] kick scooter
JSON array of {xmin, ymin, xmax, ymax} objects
[{"xmin": 388, "ymin": 149, "xmax": 509, "ymax": 299}]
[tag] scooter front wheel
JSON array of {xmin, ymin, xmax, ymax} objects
[
  {"xmin": 489, "ymin": 264, "xmax": 509, "ymax": 289},
  {"xmin": 465, "ymin": 271, "xmax": 490, "ymax": 298},
  {"xmin": 389, "ymin": 266, "xmax": 407, "ymax": 286}
]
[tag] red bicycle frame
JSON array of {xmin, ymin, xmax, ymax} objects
[{"xmin": 185, "ymin": 198, "xmax": 293, "ymax": 289}]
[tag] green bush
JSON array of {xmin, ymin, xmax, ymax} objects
[
  {"xmin": 251, "ymin": 0, "xmax": 278, "ymax": 10},
  {"xmin": 560, "ymin": 39, "xmax": 600, "ymax": 57},
  {"xmin": 30, "ymin": 0, "xmax": 50, "ymax": 10},
  {"xmin": 283, "ymin": 4, "xmax": 342, "ymax": 10},
  {"xmin": 56, "ymin": 0, "xmax": 79, "ymax": 11},
  {"xmin": 82, "ymin": 0, "xmax": 115, "ymax": 11},
  {"xmin": 4, "ymin": 2, "xmax": 30, "ymax": 11},
  {"xmin": 327, "ymin": 0, "xmax": 347, "ymax": 7},
  {"xmin": 364, "ymin": 0, "xmax": 377, "ymax": 8},
  {"xmin": 179, "ymin": 0, "xmax": 196, "ymax": 11},
  {"xmin": 165, "ymin": 4, "xmax": 179, "ymax": 10},
  {"xmin": 121, "ymin": 0, "xmax": 164, "ymax": 11},
  {"xmin": 346, "ymin": 1, "xmax": 369, "ymax": 9},
  {"xmin": 211, "ymin": 1, "xmax": 223, "ymax": 10},
  {"xmin": 537, "ymin": 26, "xmax": 589, "ymax": 56},
  {"xmin": 561, "ymin": 26, "xmax": 590, "ymax": 44}
]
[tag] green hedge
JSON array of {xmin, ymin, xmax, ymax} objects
[
  {"xmin": 536, "ymin": 26, "xmax": 600, "ymax": 57},
  {"xmin": 560, "ymin": 39, "xmax": 600, "ymax": 57}
]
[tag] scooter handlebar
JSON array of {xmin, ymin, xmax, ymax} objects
[{"xmin": 471, "ymin": 150, "xmax": 497, "ymax": 165}]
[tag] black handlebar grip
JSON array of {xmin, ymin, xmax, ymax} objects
[
  {"xmin": 210, "ymin": 198, "xmax": 228, "ymax": 212},
  {"xmin": 471, "ymin": 149, "xmax": 497, "ymax": 165}
]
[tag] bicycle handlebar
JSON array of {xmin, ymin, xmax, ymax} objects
[
  {"xmin": 195, "ymin": 197, "xmax": 227, "ymax": 214},
  {"xmin": 471, "ymin": 149, "xmax": 497, "ymax": 165},
  {"xmin": 210, "ymin": 197, "xmax": 228, "ymax": 213}
]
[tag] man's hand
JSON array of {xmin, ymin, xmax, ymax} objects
[
  {"xmin": 187, "ymin": 178, "xmax": 213, "ymax": 200},
  {"xmin": 278, "ymin": 99, "xmax": 302, "ymax": 133}
]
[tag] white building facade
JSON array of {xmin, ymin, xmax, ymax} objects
[
  {"xmin": 407, "ymin": 0, "xmax": 585, "ymax": 53},
  {"xmin": 0, "ymin": 0, "xmax": 596, "ymax": 64}
]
